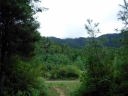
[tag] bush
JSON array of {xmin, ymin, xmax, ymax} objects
[
  {"xmin": 48, "ymin": 65, "xmax": 81, "ymax": 80},
  {"xmin": 7, "ymin": 57, "xmax": 48, "ymax": 96}
]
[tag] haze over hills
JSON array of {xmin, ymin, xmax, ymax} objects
[{"xmin": 48, "ymin": 33, "xmax": 122, "ymax": 48}]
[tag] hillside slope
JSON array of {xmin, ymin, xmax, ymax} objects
[{"xmin": 48, "ymin": 33, "xmax": 122, "ymax": 48}]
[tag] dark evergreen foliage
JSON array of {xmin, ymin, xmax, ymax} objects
[{"xmin": 0, "ymin": 0, "xmax": 42, "ymax": 95}]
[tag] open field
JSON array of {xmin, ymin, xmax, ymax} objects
[{"xmin": 46, "ymin": 80, "xmax": 81, "ymax": 96}]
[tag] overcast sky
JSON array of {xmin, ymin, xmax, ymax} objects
[{"xmin": 36, "ymin": 0, "xmax": 124, "ymax": 38}]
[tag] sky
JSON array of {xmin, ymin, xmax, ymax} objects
[{"xmin": 36, "ymin": 0, "xmax": 124, "ymax": 38}]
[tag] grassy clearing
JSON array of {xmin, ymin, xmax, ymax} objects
[
  {"xmin": 46, "ymin": 86, "xmax": 60, "ymax": 96},
  {"xmin": 46, "ymin": 80, "xmax": 80, "ymax": 96}
]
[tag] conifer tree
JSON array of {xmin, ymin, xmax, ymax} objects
[
  {"xmin": 75, "ymin": 19, "xmax": 111, "ymax": 96},
  {"xmin": 0, "ymin": 0, "xmax": 41, "ymax": 95},
  {"xmin": 113, "ymin": 0, "xmax": 128, "ymax": 95}
]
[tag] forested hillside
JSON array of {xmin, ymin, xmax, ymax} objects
[
  {"xmin": 48, "ymin": 33, "xmax": 122, "ymax": 48},
  {"xmin": 35, "ymin": 37, "xmax": 85, "ymax": 80},
  {"xmin": 34, "ymin": 35, "xmax": 121, "ymax": 81}
]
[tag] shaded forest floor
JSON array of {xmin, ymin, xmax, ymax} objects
[{"xmin": 46, "ymin": 80, "xmax": 80, "ymax": 96}]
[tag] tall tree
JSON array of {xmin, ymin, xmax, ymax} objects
[
  {"xmin": 113, "ymin": 0, "xmax": 128, "ymax": 95},
  {"xmin": 0, "ymin": 0, "xmax": 41, "ymax": 95},
  {"xmin": 76, "ymin": 19, "xmax": 111, "ymax": 96}
]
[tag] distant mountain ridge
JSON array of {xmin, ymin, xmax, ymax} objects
[{"xmin": 48, "ymin": 33, "xmax": 122, "ymax": 48}]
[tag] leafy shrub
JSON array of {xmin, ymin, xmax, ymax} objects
[
  {"xmin": 48, "ymin": 65, "xmax": 81, "ymax": 80},
  {"xmin": 7, "ymin": 57, "xmax": 48, "ymax": 96}
]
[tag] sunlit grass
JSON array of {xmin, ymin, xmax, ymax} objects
[{"xmin": 46, "ymin": 80, "xmax": 80, "ymax": 96}]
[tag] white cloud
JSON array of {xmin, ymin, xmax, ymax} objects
[{"xmin": 37, "ymin": 0, "xmax": 124, "ymax": 38}]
